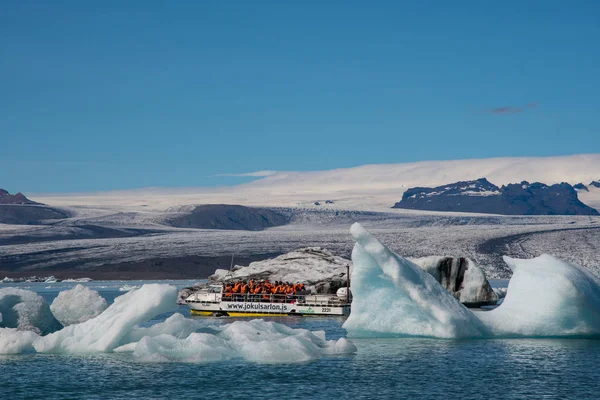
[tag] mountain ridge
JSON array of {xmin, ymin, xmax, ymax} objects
[{"xmin": 393, "ymin": 178, "xmax": 599, "ymax": 216}]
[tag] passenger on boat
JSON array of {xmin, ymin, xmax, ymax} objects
[{"xmin": 222, "ymin": 279, "xmax": 308, "ymax": 302}]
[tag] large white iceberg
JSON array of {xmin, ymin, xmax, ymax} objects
[
  {"xmin": 476, "ymin": 255, "xmax": 600, "ymax": 337},
  {"xmin": 50, "ymin": 284, "xmax": 108, "ymax": 326},
  {"xmin": 343, "ymin": 223, "xmax": 600, "ymax": 339},
  {"xmin": 130, "ymin": 319, "xmax": 357, "ymax": 364},
  {"xmin": 0, "ymin": 287, "xmax": 62, "ymax": 335},
  {"xmin": 343, "ymin": 223, "xmax": 488, "ymax": 338},
  {"xmin": 34, "ymin": 284, "xmax": 178, "ymax": 353}
]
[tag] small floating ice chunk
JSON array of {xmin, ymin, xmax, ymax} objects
[
  {"xmin": 133, "ymin": 333, "xmax": 236, "ymax": 362},
  {"xmin": 131, "ymin": 319, "xmax": 357, "ymax": 364},
  {"xmin": 119, "ymin": 284, "xmax": 140, "ymax": 292},
  {"xmin": 119, "ymin": 313, "xmax": 203, "ymax": 346},
  {"xmin": 0, "ymin": 328, "xmax": 39, "ymax": 354},
  {"xmin": 0, "ymin": 288, "xmax": 62, "ymax": 335},
  {"xmin": 34, "ymin": 284, "xmax": 178, "ymax": 353},
  {"xmin": 50, "ymin": 284, "xmax": 108, "ymax": 326},
  {"xmin": 342, "ymin": 223, "xmax": 487, "ymax": 339}
]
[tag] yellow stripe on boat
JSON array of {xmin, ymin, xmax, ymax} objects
[
  {"xmin": 189, "ymin": 310, "xmax": 214, "ymax": 316},
  {"xmin": 227, "ymin": 312, "xmax": 289, "ymax": 317}
]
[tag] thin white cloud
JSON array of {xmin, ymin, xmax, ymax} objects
[{"xmin": 213, "ymin": 170, "xmax": 277, "ymax": 178}]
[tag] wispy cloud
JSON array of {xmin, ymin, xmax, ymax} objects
[
  {"xmin": 213, "ymin": 170, "xmax": 277, "ymax": 178},
  {"xmin": 486, "ymin": 102, "xmax": 537, "ymax": 115}
]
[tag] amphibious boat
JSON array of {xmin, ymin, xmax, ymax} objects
[{"xmin": 185, "ymin": 284, "xmax": 351, "ymax": 317}]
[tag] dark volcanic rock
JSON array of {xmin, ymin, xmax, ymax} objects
[
  {"xmin": 165, "ymin": 204, "xmax": 290, "ymax": 231},
  {"xmin": 590, "ymin": 180, "xmax": 600, "ymax": 189},
  {"xmin": 413, "ymin": 256, "xmax": 499, "ymax": 307},
  {"xmin": 0, "ymin": 189, "xmax": 40, "ymax": 205},
  {"xmin": 393, "ymin": 178, "xmax": 599, "ymax": 216},
  {"xmin": 574, "ymin": 183, "xmax": 589, "ymax": 192},
  {"xmin": 0, "ymin": 205, "xmax": 70, "ymax": 225}
]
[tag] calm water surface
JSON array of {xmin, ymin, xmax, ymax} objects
[{"xmin": 1, "ymin": 281, "xmax": 599, "ymax": 399}]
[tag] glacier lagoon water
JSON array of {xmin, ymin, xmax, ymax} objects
[{"xmin": 2, "ymin": 281, "xmax": 600, "ymax": 399}]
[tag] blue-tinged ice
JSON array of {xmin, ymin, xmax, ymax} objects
[
  {"xmin": 343, "ymin": 223, "xmax": 488, "ymax": 338},
  {"xmin": 476, "ymin": 254, "xmax": 600, "ymax": 337},
  {"xmin": 0, "ymin": 287, "xmax": 62, "ymax": 335},
  {"xmin": 34, "ymin": 284, "xmax": 178, "ymax": 353},
  {"xmin": 344, "ymin": 223, "xmax": 600, "ymax": 339}
]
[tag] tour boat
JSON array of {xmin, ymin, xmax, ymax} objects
[{"xmin": 185, "ymin": 284, "xmax": 351, "ymax": 317}]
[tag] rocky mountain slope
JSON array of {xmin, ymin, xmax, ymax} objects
[
  {"xmin": 0, "ymin": 189, "xmax": 40, "ymax": 205},
  {"xmin": 164, "ymin": 204, "xmax": 289, "ymax": 231},
  {"xmin": 393, "ymin": 178, "xmax": 599, "ymax": 215},
  {"xmin": 0, "ymin": 189, "xmax": 70, "ymax": 225}
]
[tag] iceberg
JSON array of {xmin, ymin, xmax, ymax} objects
[
  {"xmin": 0, "ymin": 283, "xmax": 357, "ymax": 362},
  {"xmin": 343, "ymin": 223, "xmax": 488, "ymax": 338},
  {"xmin": 343, "ymin": 223, "xmax": 600, "ymax": 339},
  {"xmin": 476, "ymin": 255, "xmax": 600, "ymax": 337},
  {"xmin": 50, "ymin": 284, "xmax": 108, "ymax": 326},
  {"xmin": 0, "ymin": 287, "xmax": 63, "ymax": 335},
  {"xmin": 34, "ymin": 284, "xmax": 178, "ymax": 353},
  {"xmin": 119, "ymin": 312, "xmax": 204, "ymax": 346},
  {"xmin": 0, "ymin": 328, "xmax": 39, "ymax": 354},
  {"xmin": 130, "ymin": 319, "xmax": 357, "ymax": 364}
]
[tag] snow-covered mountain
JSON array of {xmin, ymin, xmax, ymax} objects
[
  {"xmin": 32, "ymin": 154, "xmax": 600, "ymax": 212},
  {"xmin": 393, "ymin": 178, "xmax": 599, "ymax": 215},
  {"xmin": 2, "ymin": 154, "xmax": 599, "ymax": 280}
]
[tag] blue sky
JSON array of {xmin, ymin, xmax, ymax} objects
[{"xmin": 1, "ymin": 1, "xmax": 599, "ymax": 193}]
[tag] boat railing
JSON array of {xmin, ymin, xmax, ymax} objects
[{"xmin": 220, "ymin": 292, "xmax": 349, "ymax": 306}]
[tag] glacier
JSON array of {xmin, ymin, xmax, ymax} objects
[
  {"xmin": 50, "ymin": 284, "xmax": 108, "ymax": 326},
  {"xmin": 343, "ymin": 223, "xmax": 600, "ymax": 339}
]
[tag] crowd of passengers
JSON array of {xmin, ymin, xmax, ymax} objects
[{"xmin": 222, "ymin": 280, "xmax": 307, "ymax": 302}]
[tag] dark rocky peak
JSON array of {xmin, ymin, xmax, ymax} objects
[
  {"xmin": 0, "ymin": 189, "xmax": 40, "ymax": 205},
  {"xmin": 590, "ymin": 180, "xmax": 600, "ymax": 189},
  {"xmin": 394, "ymin": 179, "xmax": 599, "ymax": 216},
  {"xmin": 574, "ymin": 183, "xmax": 589, "ymax": 192},
  {"xmin": 401, "ymin": 178, "xmax": 500, "ymax": 201}
]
